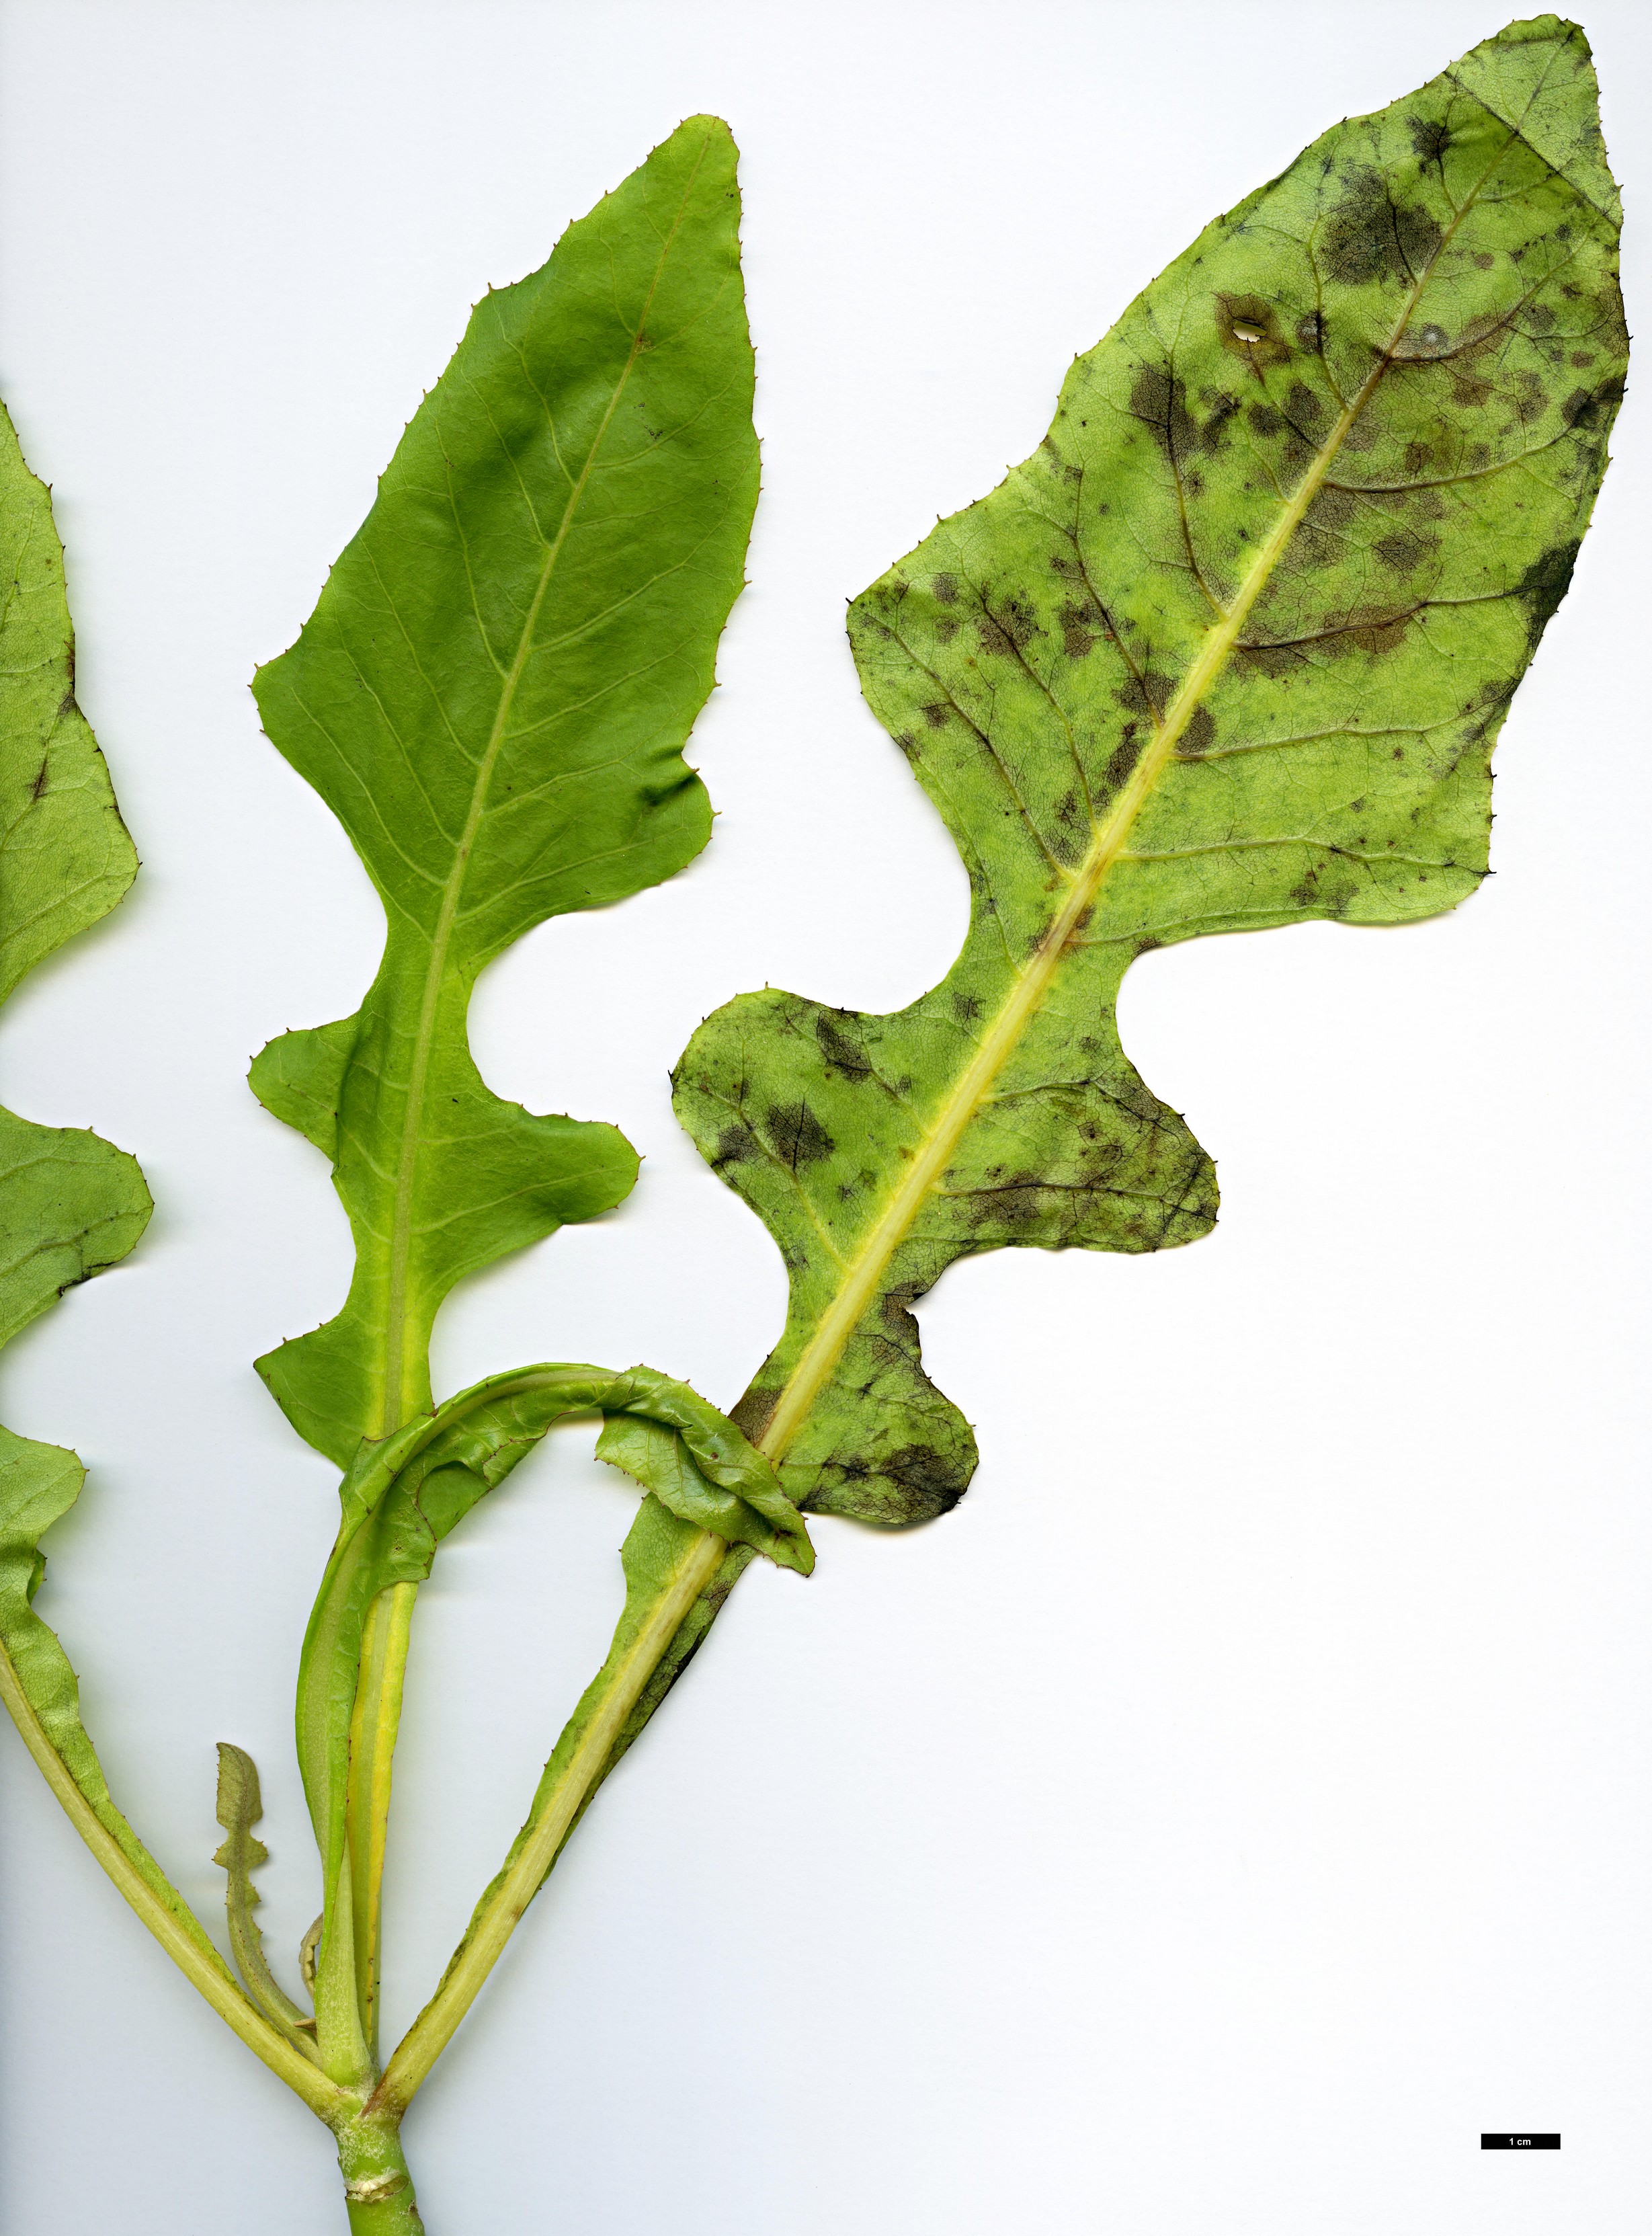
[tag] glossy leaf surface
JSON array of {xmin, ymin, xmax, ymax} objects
[
  {"xmin": 675, "ymin": 14, "xmax": 1624, "ymax": 1528},
  {"xmin": 251, "ymin": 116, "xmax": 759, "ymax": 1464}
]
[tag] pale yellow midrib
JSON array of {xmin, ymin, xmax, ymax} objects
[
  {"xmin": 376, "ymin": 136, "xmax": 712, "ymax": 1433},
  {"xmin": 758, "ymin": 327, "xmax": 1421, "ymax": 1467}
]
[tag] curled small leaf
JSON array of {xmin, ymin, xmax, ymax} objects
[
  {"xmin": 597, "ymin": 1413, "xmax": 813, "ymax": 1574},
  {"xmin": 294, "ymin": 1362, "xmax": 808, "ymax": 1952}
]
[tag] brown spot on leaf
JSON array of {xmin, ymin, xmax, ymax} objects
[
  {"xmin": 712, "ymin": 1122, "xmax": 757, "ymax": 1170},
  {"xmin": 1374, "ymin": 528, "xmax": 1438, "ymax": 574},
  {"xmin": 1216, "ymin": 292, "xmax": 1292, "ymax": 368},
  {"xmin": 1201, "ymin": 391, "xmax": 1242, "ymax": 448},
  {"xmin": 1101, "ymin": 733, "xmax": 1144, "ymax": 794},
  {"xmin": 1307, "ymin": 484, "xmax": 1358, "ymax": 531},
  {"xmin": 1322, "ymin": 171, "xmax": 1442, "ymax": 287},
  {"xmin": 729, "ymin": 1386, "xmax": 779, "ymax": 1443},
  {"xmin": 975, "ymin": 593, "xmax": 1037, "ymax": 657},
  {"xmin": 858, "ymin": 1441, "xmax": 971, "ymax": 1524},
  {"xmin": 815, "ymin": 1013, "xmax": 873, "ymax": 1079},
  {"xmin": 1390, "ymin": 321, "xmax": 1452, "ymax": 362},
  {"xmin": 1240, "ymin": 603, "xmax": 1416, "ymax": 673},
  {"xmin": 1285, "ymin": 382, "xmax": 1329, "ymax": 436},
  {"xmin": 1514, "ymin": 539, "xmax": 1580, "ymax": 647},
  {"xmin": 1000, "ymin": 596, "xmax": 1036, "ymax": 645},
  {"xmin": 1116, "ymin": 672, "xmax": 1173, "ymax": 720},
  {"xmin": 878, "ymin": 1279, "xmax": 924, "ymax": 1339},
  {"xmin": 1340, "ymin": 606, "xmax": 1415, "ymax": 657},
  {"xmin": 1130, "ymin": 362, "xmax": 1199, "ymax": 464},
  {"xmin": 1059, "ymin": 598, "xmax": 1108, "ymax": 658},
  {"xmin": 1562, "ymin": 374, "xmax": 1624, "ymax": 434},
  {"xmin": 1177, "ymin": 705, "xmax": 1216, "ymax": 758},
  {"xmin": 1407, "ymin": 114, "xmax": 1451, "ymax": 171},
  {"xmin": 966, "ymin": 1170, "xmax": 1046, "ymax": 1232},
  {"xmin": 766, "ymin": 1101, "xmax": 835, "ymax": 1170}
]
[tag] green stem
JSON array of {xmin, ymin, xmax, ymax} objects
[
  {"xmin": 0, "ymin": 1636, "xmax": 346, "ymax": 2118},
  {"xmin": 372, "ymin": 1521, "xmax": 726, "ymax": 2116},
  {"xmin": 335, "ymin": 2110, "xmax": 423, "ymax": 2234},
  {"xmin": 315, "ymin": 1849, "xmax": 374, "ymax": 2087}
]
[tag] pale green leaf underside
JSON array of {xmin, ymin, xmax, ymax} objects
[
  {"xmin": 674, "ymin": 15, "xmax": 1625, "ymax": 1528},
  {"xmin": 0, "ymin": 408, "xmax": 179, "ymax": 1958},
  {"xmin": 251, "ymin": 115, "xmax": 759, "ymax": 1465}
]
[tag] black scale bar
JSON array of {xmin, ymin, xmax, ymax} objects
[{"xmin": 1481, "ymin": 2134, "xmax": 1560, "ymax": 2150}]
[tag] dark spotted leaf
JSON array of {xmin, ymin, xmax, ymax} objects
[{"xmin": 674, "ymin": 13, "xmax": 1624, "ymax": 1531}]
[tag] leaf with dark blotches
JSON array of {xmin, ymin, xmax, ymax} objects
[
  {"xmin": 249, "ymin": 116, "xmax": 759, "ymax": 1467},
  {"xmin": 673, "ymin": 14, "xmax": 1624, "ymax": 1533}
]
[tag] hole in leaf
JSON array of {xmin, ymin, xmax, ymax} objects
[{"xmin": 1231, "ymin": 319, "xmax": 1266, "ymax": 345}]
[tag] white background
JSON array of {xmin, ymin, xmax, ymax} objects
[{"xmin": 1, "ymin": 3, "xmax": 1649, "ymax": 2230}]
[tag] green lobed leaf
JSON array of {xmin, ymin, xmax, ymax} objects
[
  {"xmin": 0, "ymin": 402, "xmax": 138, "ymax": 1005},
  {"xmin": 0, "ymin": 396, "xmax": 149, "ymax": 1357},
  {"xmin": 672, "ymin": 14, "xmax": 1625, "ymax": 1531},
  {"xmin": 250, "ymin": 115, "xmax": 760, "ymax": 1466},
  {"xmin": 0, "ymin": 405, "xmax": 189, "ymax": 1961}
]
